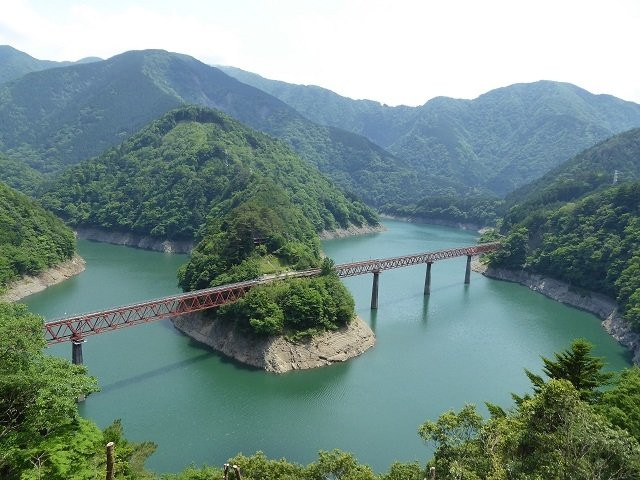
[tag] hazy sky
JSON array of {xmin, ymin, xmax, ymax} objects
[{"xmin": 1, "ymin": 0, "xmax": 639, "ymax": 106}]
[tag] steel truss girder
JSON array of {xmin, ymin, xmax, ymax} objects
[{"xmin": 43, "ymin": 243, "xmax": 500, "ymax": 345}]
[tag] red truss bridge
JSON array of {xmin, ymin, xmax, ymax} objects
[{"xmin": 43, "ymin": 243, "xmax": 500, "ymax": 361}]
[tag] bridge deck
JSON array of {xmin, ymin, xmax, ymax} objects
[{"xmin": 43, "ymin": 243, "xmax": 499, "ymax": 345}]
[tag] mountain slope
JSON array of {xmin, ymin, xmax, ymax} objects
[
  {"xmin": 40, "ymin": 106, "xmax": 379, "ymax": 241},
  {"xmin": 0, "ymin": 48, "xmax": 416, "ymax": 206},
  {"xmin": 219, "ymin": 65, "xmax": 414, "ymax": 148},
  {"xmin": 0, "ymin": 181, "xmax": 75, "ymax": 291},
  {"xmin": 502, "ymin": 128, "xmax": 640, "ymax": 228},
  {"xmin": 222, "ymin": 68, "xmax": 640, "ymax": 196}
]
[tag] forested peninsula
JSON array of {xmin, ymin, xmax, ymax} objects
[{"xmin": 0, "ymin": 181, "xmax": 82, "ymax": 300}]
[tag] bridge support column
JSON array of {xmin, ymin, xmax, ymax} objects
[
  {"xmin": 371, "ymin": 270, "xmax": 380, "ymax": 309},
  {"xmin": 424, "ymin": 262, "xmax": 433, "ymax": 295},
  {"xmin": 72, "ymin": 338, "xmax": 85, "ymax": 365},
  {"xmin": 72, "ymin": 337, "xmax": 86, "ymax": 402},
  {"xmin": 464, "ymin": 255, "xmax": 472, "ymax": 284}
]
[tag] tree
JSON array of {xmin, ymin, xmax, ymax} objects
[
  {"xmin": 598, "ymin": 366, "xmax": 640, "ymax": 442},
  {"xmin": 488, "ymin": 226, "xmax": 528, "ymax": 269},
  {"xmin": 0, "ymin": 302, "xmax": 99, "ymax": 478},
  {"xmin": 520, "ymin": 338, "xmax": 614, "ymax": 403},
  {"xmin": 418, "ymin": 404, "xmax": 489, "ymax": 479}
]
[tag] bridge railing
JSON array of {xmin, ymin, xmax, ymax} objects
[{"xmin": 335, "ymin": 242, "xmax": 500, "ymax": 277}]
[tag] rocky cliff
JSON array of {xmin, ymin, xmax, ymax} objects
[
  {"xmin": 0, "ymin": 254, "xmax": 86, "ymax": 302},
  {"xmin": 171, "ymin": 313, "xmax": 375, "ymax": 373}
]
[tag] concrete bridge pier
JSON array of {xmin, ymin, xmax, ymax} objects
[
  {"xmin": 371, "ymin": 270, "xmax": 380, "ymax": 309},
  {"xmin": 424, "ymin": 262, "xmax": 433, "ymax": 295},
  {"xmin": 72, "ymin": 337, "xmax": 86, "ymax": 402},
  {"xmin": 464, "ymin": 255, "xmax": 472, "ymax": 284},
  {"xmin": 72, "ymin": 337, "xmax": 85, "ymax": 365}
]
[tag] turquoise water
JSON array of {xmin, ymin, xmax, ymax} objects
[{"xmin": 23, "ymin": 220, "xmax": 631, "ymax": 473}]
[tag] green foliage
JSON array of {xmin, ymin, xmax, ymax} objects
[
  {"xmin": 41, "ymin": 105, "xmax": 377, "ymax": 241},
  {"xmin": 383, "ymin": 191, "xmax": 504, "ymax": 227},
  {"xmin": 421, "ymin": 380, "xmax": 640, "ymax": 479},
  {"xmin": 177, "ymin": 177, "xmax": 321, "ymax": 290},
  {"xmin": 517, "ymin": 339, "xmax": 614, "ymax": 404},
  {"xmin": 217, "ymin": 273, "xmax": 354, "ymax": 337},
  {"xmin": 598, "ymin": 367, "xmax": 640, "ymax": 442},
  {"xmin": 504, "ymin": 127, "xmax": 640, "ymax": 227},
  {"xmin": 493, "ymin": 180, "xmax": 640, "ymax": 329},
  {"xmin": 0, "ymin": 180, "xmax": 75, "ymax": 289},
  {"xmin": 0, "ymin": 302, "xmax": 156, "ymax": 479},
  {"xmin": 418, "ymin": 404, "xmax": 488, "ymax": 479},
  {"xmin": 0, "ymin": 302, "xmax": 98, "ymax": 478},
  {"xmin": 486, "ymin": 226, "xmax": 528, "ymax": 269},
  {"xmin": 0, "ymin": 48, "xmax": 414, "ymax": 209}
]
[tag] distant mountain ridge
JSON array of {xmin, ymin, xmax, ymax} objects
[
  {"xmin": 0, "ymin": 48, "xmax": 416, "ymax": 207},
  {"xmin": 0, "ymin": 45, "xmax": 100, "ymax": 84},
  {"xmin": 222, "ymin": 67, "xmax": 640, "ymax": 196},
  {"xmin": 3, "ymin": 46, "xmax": 640, "ymax": 216}
]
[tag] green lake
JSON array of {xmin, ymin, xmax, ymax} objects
[{"xmin": 24, "ymin": 220, "xmax": 631, "ymax": 473}]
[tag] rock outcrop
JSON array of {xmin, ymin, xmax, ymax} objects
[
  {"xmin": 1, "ymin": 254, "xmax": 86, "ymax": 302},
  {"xmin": 171, "ymin": 313, "xmax": 376, "ymax": 373},
  {"xmin": 75, "ymin": 227, "xmax": 194, "ymax": 253},
  {"xmin": 474, "ymin": 261, "xmax": 640, "ymax": 364},
  {"xmin": 318, "ymin": 223, "xmax": 386, "ymax": 239}
]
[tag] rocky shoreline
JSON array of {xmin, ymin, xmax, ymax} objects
[
  {"xmin": 75, "ymin": 227, "xmax": 195, "ymax": 253},
  {"xmin": 171, "ymin": 313, "xmax": 376, "ymax": 373},
  {"xmin": 0, "ymin": 254, "xmax": 86, "ymax": 302},
  {"xmin": 318, "ymin": 223, "xmax": 386, "ymax": 239},
  {"xmin": 76, "ymin": 223, "xmax": 384, "ymax": 252},
  {"xmin": 473, "ymin": 261, "xmax": 640, "ymax": 365},
  {"xmin": 378, "ymin": 213, "xmax": 487, "ymax": 232}
]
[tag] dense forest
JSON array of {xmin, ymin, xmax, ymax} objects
[
  {"xmin": 0, "ymin": 181, "xmax": 75, "ymax": 292},
  {"xmin": 40, "ymin": 106, "xmax": 378, "ymax": 241},
  {"xmin": 383, "ymin": 190, "xmax": 504, "ymax": 227},
  {"xmin": 3, "ymin": 302, "xmax": 640, "ymax": 479},
  {"xmin": 0, "ymin": 48, "xmax": 419, "ymax": 208},
  {"xmin": 489, "ymin": 181, "xmax": 640, "ymax": 329}
]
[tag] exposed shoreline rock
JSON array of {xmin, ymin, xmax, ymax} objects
[
  {"xmin": 75, "ymin": 227, "xmax": 194, "ymax": 253},
  {"xmin": 171, "ymin": 313, "xmax": 376, "ymax": 373},
  {"xmin": 0, "ymin": 254, "xmax": 86, "ymax": 302},
  {"xmin": 77, "ymin": 223, "xmax": 384, "ymax": 252},
  {"xmin": 473, "ymin": 260, "xmax": 640, "ymax": 365},
  {"xmin": 318, "ymin": 223, "xmax": 386, "ymax": 239},
  {"xmin": 379, "ymin": 213, "xmax": 488, "ymax": 232}
]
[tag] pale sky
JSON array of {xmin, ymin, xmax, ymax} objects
[{"xmin": 1, "ymin": 0, "xmax": 639, "ymax": 106}]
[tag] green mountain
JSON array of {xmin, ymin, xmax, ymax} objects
[
  {"xmin": 0, "ymin": 45, "xmax": 100, "ymax": 84},
  {"xmin": 0, "ymin": 181, "xmax": 75, "ymax": 291},
  {"xmin": 0, "ymin": 48, "xmax": 416, "ymax": 206},
  {"xmin": 503, "ymin": 128, "xmax": 640, "ymax": 228},
  {"xmin": 222, "ymin": 68, "xmax": 640, "ymax": 196},
  {"xmin": 41, "ymin": 106, "xmax": 378, "ymax": 242}
]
